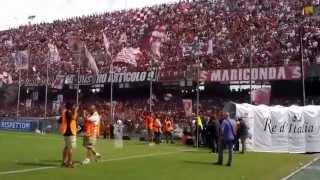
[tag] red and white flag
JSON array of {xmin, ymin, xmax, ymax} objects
[
  {"xmin": 0, "ymin": 72, "xmax": 13, "ymax": 85},
  {"xmin": 84, "ymin": 46, "xmax": 99, "ymax": 74},
  {"xmin": 207, "ymin": 39, "xmax": 213, "ymax": 55},
  {"xmin": 150, "ymin": 25, "xmax": 167, "ymax": 57},
  {"xmin": 178, "ymin": 2, "xmax": 190, "ymax": 13},
  {"xmin": 133, "ymin": 9, "xmax": 153, "ymax": 23},
  {"xmin": 182, "ymin": 99, "xmax": 193, "ymax": 117},
  {"xmin": 52, "ymin": 75, "xmax": 65, "ymax": 90},
  {"xmin": 251, "ymin": 88, "xmax": 271, "ymax": 105},
  {"xmin": 48, "ymin": 43, "xmax": 61, "ymax": 63},
  {"xmin": 119, "ymin": 33, "xmax": 127, "ymax": 44},
  {"xmin": 102, "ymin": 33, "xmax": 111, "ymax": 57},
  {"xmin": 114, "ymin": 47, "xmax": 142, "ymax": 67}
]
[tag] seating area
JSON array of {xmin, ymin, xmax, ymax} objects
[{"xmin": 0, "ymin": 0, "xmax": 319, "ymax": 83}]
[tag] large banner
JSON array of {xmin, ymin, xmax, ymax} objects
[
  {"xmin": 64, "ymin": 71, "xmax": 157, "ymax": 85},
  {"xmin": 0, "ymin": 120, "xmax": 32, "ymax": 131},
  {"xmin": 235, "ymin": 104, "xmax": 320, "ymax": 153},
  {"xmin": 200, "ymin": 65, "xmax": 302, "ymax": 82}
]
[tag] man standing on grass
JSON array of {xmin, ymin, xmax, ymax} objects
[
  {"xmin": 144, "ymin": 112, "xmax": 155, "ymax": 145},
  {"xmin": 82, "ymin": 105, "xmax": 101, "ymax": 165},
  {"xmin": 164, "ymin": 116, "xmax": 174, "ymax": 144},
  {"xmin": 237, "ymin": 118, "xmax": 248, "ymax": 154},
  {"xmin": 59, "ymin": 102, "xmax": 78, "ymax": 168},
  {"xmin": 215, "ymin": 112, "xmax": 237, "ymax": 167},
  {"xmin": 153, "ymin": 115, "xmax": 162, "ymax": 144}
]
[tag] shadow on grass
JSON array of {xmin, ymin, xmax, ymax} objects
[
  {"xmin": 182, "ymin": 150, "xmax": 216, "ymax": 154},
  {"xmin": 182, "ymin": 160, "xmax": 213, "ymax": 165}
]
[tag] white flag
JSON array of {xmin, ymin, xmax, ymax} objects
[
  {"xmin": 182, "ymin": 99, "xmax": 193, "ymax": 117},
  {"xmin": 150, "ymin": 25, "xmax": 166, "ymax": 57},
  {"xmin": 207, "ymin": 39, "xmax": 213, "ymax": 55},
  {"xmin": 48, "ymin": 43, "xmax": 61, "ymax": 63},
  {"xmin": 119, "ymin": 33, "xmax": 127, "ymax": 44},
  {"xmin": 85, "ymin": 46, "xmax": 99, "ymax": 74},
  {"xmin": 103, "ymin": 33, "xmax": 111, "ymax": 57}
]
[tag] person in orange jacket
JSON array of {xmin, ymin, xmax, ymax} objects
[
  {"xmin": 164, "ymin": 116, "xmax": 174, "ymax": 144},
  {"xmin": 144, "ymin": 112, "xmax": 154, "ymax": 144},
  {"xmin": 59, "ymin": 102, "xmax": 78, "ymax": 168},
  {"xmin": 153, "ymin": 115, "xmax": 162, "ymax": 144}
]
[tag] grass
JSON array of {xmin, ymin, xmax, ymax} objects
[{"xmin": 0, "ymin": 131, "xmax": 315, "ymax": 180}]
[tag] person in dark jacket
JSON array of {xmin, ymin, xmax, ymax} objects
[
  {"xmin": 237, "ymin": 118, "xmax": 249, "ymax": 154},
  {"xmin": 207, "ymin": 115, "xmax": 220, "ymax": 153}
]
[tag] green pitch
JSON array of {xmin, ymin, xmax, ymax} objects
[{"xmin": 0, "ymin": 131, "xmax": 315, "ymax": 180}]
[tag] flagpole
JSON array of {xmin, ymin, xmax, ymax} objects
[
  {"xmin": 300, "ymin": 25, "xmax": 306, "ymax": 106},
  {"xmin": 196, "ymin": 59, "xmax": 200, "ymax": 148},
  {"xmin": 249, "ymin": 35, "xmax": 253, "ymax": 104},
  {"xmin": 16, "ymin": 69, "xmax": 22, "ymax": 119},
  {"xmin": 44, "ymin": 52, "xmax": 49, "ymax": 132},
  {"xmin": 149, "ymin": 59, "xmax": 153, "ymax": 113},
  {"xmin": 110, "ymin": 57, "xmax": 114, "ymax": 124},
  {"xmin": 76, "ymin": 50, "xmax": 80, "ymax": 106}
]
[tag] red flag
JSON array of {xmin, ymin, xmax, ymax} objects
[{"xmin": 251, "ymin": 88, "xmax": 271, "ymax": 105}]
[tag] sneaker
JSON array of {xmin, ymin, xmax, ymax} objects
[
  {"xmin": 66, "ymin": 163, "xmax": 75, "ymax": 168},
  {"xmin": 81, "ymin": 158, "xmax": 91, "ymax": 165},
  {"xmin": 95, "ymin": 153, "xmax": 102, "ymax": 162}
]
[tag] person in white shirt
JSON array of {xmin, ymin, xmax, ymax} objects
[{"xmin": 81, "ymin": 105, "xmax": 101, "ymax": 165}]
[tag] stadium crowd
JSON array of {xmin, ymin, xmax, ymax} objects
[{"xmin": 0, "ymin": 0, "xmax": 320, "ymax": 83}]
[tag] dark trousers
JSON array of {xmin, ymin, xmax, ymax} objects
[
  {"xmin": 217, "ymin": 140, "xmax": 234, "ymax": 165},
  {"xmin": 154, "ymin": 132, "xmax": 161, "ymax": 144},
  {"xmin": 211, "ymin": 137, "xmax": 218, "ymax": 153},
  {"xmin": 234, "ymin": 136, "xmax": 247, "ymax": 153},
  {"xmin": 234, "ymin": 137, "xmax": 240, "ymax": 151},
  {"xmin": 165, "ymin": 131, "xmax": 173, "ymax": 143},
  {"xmin": 240, "ymin": 136, "xmax": 247, "ymax": 154}
]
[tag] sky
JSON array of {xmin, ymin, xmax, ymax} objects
[{"xmin": 0, "ymin": 0, "xmax": 179, "ymax": 30}]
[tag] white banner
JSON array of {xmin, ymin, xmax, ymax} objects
[
  {"xmin": 182, "ymin": 99, "xmax": 193, "ymax": 117},
  {"xmin": 235, "ymin": 104, "xmax": 320, "ymax": 153},
  {"xmin": 26, "ymin": 99, "xmax": 32, "ymax": 108}
]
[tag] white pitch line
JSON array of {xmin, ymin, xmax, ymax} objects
[
  {"xmin": 100, "ymin": 150, "xmax": 187, "ymax": 163},
  {"xmin": 0, "ymin": 167, "xmax": 55, "ymax": 175},
  {"xmin": 0, "ymin": 150, "xmax": 192, "ymax": 175},
  {"xmin": 281, "ymin": 155, "xmax": 320, "ymax": 180}
]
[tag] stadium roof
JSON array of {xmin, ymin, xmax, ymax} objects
[{"xmin": 0, "ymin": 0, "xmax": 179, "ymax": 31}]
